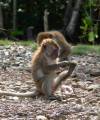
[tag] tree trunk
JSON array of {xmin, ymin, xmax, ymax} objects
[
  {"xmin": 0, "ymin": 5, "xmax": 3, "ymax": 28},
  {"xmin": 63, "ymin": 0, "xmax": 73, "ymax": 28},
  {"xmin": 66, "ymin": 0, "xmax": 82, "ymax": 35},
  {"xmin": 63, "ymin": 0, "xmax": 83, "ymax": 42},
  {"xmin": 13, "ymin": 0, "xmax": 17, "ymax": 31},
  {"xmin": 43, "ymin": 9, "xmax": 49, "ymax": 31}
]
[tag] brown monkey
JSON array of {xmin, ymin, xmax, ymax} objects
[
  {"xmin": 36, "ymin": 31, "xmax": 71, "ymax": 61},
  {"xmin": 0, "ymin": 38, "xmax": 76, "ymax": 100},
  {"xmin": 31, "ymin": 38, "xmax": 76, "ymax": 100}
]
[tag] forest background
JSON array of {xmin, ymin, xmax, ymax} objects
[{"xmin": 0, "ymin": 0, "xmax": 100, "ymax": 44}]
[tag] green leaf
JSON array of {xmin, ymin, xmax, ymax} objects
[{"xmin": 88, "ymin": 31, "xmax": 95, "ymax": 42}]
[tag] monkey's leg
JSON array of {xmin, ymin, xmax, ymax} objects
[
  {"xmin": 53, "ymin": 62, "xmax": 76, "ymax": 92},
  {"xmin": 41, "ymin": 74, "xmax": 61, "ymax": 101}
]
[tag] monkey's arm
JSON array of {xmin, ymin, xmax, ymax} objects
[{"xmin": 47, "ymin": 61, "xmax": 76, "ymax": 71}]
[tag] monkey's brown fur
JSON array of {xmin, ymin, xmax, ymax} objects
[
  {"xmin": 31, "ymin": 38, "xmax": 76, "ymax": 100},
  {"xmin": 32, "ymin": 38, "xmax": 60, "ymax": 94},
  {"xmin": 36, "ymin": 31, "xmax": 71, "ymax": 61}
]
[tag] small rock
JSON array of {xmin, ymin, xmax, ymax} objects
[
  {"xmin": 61, "ymin": 85, "xmax": 73, "ymax": 95},
  {"xmin": 36, "ymin": 115, "xmax": 48, "ymax": 120},
  {"xmin": 4, "ymin": 51, "xmax": 9, "ymax": 56},
  {"xmin": 16, "ymin": 81, "xmax": 22, "ymax": 86},
  {"xmin": 12, "ymin": 63, "xmax": 20, "ymax": 66},
  {"xmin": 8, "ymin": 96, "xmax": 19, "ymax": 101},
  {"xmin": 0, "ymin": 46, "xmax": 4, "ymax": 50},
  {"xmin": 87, "ymin": 84, "xmax": 100, "ymax": 90}
]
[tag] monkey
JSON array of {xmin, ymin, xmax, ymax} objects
[
  {"xmin": 0, "ymin": 38, "xmax": 76, "ymax": 100},
  {"xmin": 36, "ymin": 31, "xmax": 71, "ymax": 61},
  {"xmin": 31, "ymin": 38, "xmax": 76, "ymax": 100}
]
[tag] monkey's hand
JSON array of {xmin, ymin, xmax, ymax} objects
[
  {"xmin": 47, "ymin": 61, "xmax": 76, "ymax": 71},
  {"xmin": 47, "ymin": 61, "xmax": 68, "ymax": 71},
  {"xmin": 57, "ymin": 61, "xmax": 74, "ymax": 68},
  {"xmin": 67, "ymin": 61, "xmax": 77, "ymax": 76},
  {"xmin": 70, "ymin": 61, "xmax": 77, "ymax": 68}
]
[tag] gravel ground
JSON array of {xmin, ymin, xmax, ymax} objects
[{"xmin": 0, "ymin": 45, "xmax": 100, "ymax": 120}]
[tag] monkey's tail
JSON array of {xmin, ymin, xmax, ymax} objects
[{"xmin": 0, "ymin": 91, "xmax": 36, "ymax": 97}]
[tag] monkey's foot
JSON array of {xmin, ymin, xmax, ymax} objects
[{"xmin": 47, "ymin": 95, "xmax": 61, "ymax": 101}]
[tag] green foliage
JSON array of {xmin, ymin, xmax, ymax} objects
[
  {"xmin": 80, "ymin": 0, "xmax": 99, "ymax": 43},
  {"xmin": 2, "ymin": 0, "xmax": 67, "ymax": 31},
  {"xmin": 11, "ymin": 30, "xmax": 24, "ymax": 36},
  {"xmin": 88, "ymin": 31, "xmax": 95, "ymax": 42},
  {"xmin": 2, "ymin": 0, "xmax": 100, "ymax": 44}
]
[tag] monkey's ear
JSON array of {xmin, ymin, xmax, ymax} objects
[{"xmin": 37, "ymin": 32, "xmax": 53, "ymax": 44}]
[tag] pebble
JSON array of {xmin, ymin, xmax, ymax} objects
[{"xmin": 36, "ymin": 115, "xmax": 48, "ymax": 120}]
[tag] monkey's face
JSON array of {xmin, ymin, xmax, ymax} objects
[
  {"xmin": 42, "ymin": 39, "xmax": 59, "ymax": 60},
  {"xmin": 45, "ymin": 44, "xmax": 59, "ymax": 59}
]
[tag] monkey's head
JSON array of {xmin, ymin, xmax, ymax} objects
[
  {"xmin": 41, "ymin": 38, "xmax": 59, "ymax": 59},
  {"xmin": 37, "ymin": 32, "xmax": 53, "ymax": 45}
]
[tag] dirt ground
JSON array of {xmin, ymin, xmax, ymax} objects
[{"xmin": 0, "ymin": 45, "xmax": 100, "ymax": 120}]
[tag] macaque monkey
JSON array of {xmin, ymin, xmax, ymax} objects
[
  {"xmin": 31, "ymin": 38, "xmax": 76, "ymax": 100},
  {"xmin": 36, "ymin": 31, "xmax": 71, "ymax": 61},
  {"xmin": 0, "ymin": 38, "xmax": 76, "ymax": 100}
]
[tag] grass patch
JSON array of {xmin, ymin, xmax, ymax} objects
[
  {"xmin": 72, "ymin": 44, "xmax": 100, "ymax": 55},
  {"xmin": 0, "ymin": 39, "xmax": 38, "ymax": 51},
  {"xmin": 16, "ymin": 40, "xmax": 33, "ymax": 46},
  {"xmin": 0, "ymin": 39, "xmax": 34, "ymax": 46},
  {"xmin": 0, "ymin": 39, "xmax": 13, "ymax": 46}
]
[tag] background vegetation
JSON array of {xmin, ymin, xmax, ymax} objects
[{"xmin": 0, "ymin": 0, "xmax": 100, "ymax": 44}]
